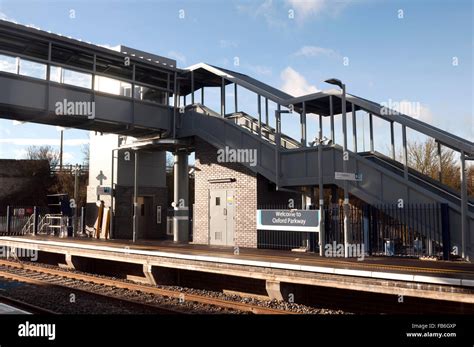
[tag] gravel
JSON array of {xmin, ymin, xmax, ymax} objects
[{"xmin": 0, "ymin": 260, "xmax": 349, "ymax": 314}]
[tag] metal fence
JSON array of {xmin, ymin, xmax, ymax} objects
[
  {"xmin": 0, "ymin": 205, "xmax": 50, "ymax": 236},
  {"xmin": 257, "ymin": 202, "xmax": 448, "ymax": 258},
  {"xmin": 325, "ymin": 203, "xmax": 445, "ymax": 257}
]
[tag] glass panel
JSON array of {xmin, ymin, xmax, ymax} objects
[
  {"xmin": 50, "ymin": 66, "xmax": 62, "ymax": 83},
  {"xmin": 0, "ymin": 54, "xmax": 17, "ymax": 74},
  {"xmin": 134, "ymin": 85, "xmax": 167, "ymax": 104},
  {"xmin": 50, "ymin": 66, "xmax": 92, "ymax": 89},
  {"xmin": 62, "ymin": 69, "xmax": 92, "ymax": 88},
  {"xmin": 19, "ymin": 59, "xmax": 46, "ymax": 79},
  {"xmin": 215, "ymin": 197, "xmax": 220, "ymax": 206},
  {"xmin": 94, "ymin": 75, "xmax": 131, "ymax": 97}
]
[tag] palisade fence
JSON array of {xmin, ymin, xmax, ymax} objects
[{"xmin": 257, "ymin": 202, "xmax": 449, "ymax": 258}]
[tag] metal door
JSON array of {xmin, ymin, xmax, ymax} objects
[
  {"xmin": 137, "ymin": 196, "xmax": 153, "ymax": 238},
  {"xmin": 209, "ymin": 189, "xmax": 235, "ymax": 246}
]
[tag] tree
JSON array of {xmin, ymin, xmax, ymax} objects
[
  {"xmin": 81, "ymin": 143, "xmax": 90, "ymax": 167},
  {"xmin": 403, "ymin": 138, "xmax": 473, "ymax": 196},
  {"xmin": 26, "ymin": 145, "xmax": 59, "ymax": 169}
]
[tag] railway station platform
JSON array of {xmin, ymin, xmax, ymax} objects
[{"xmin": 0, "ymin": 235, "xmax": 473, "ymax": 307}]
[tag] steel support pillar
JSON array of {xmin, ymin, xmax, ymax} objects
[
  {"xmin": 369, "ymin": 113, "xmax": 374, "ymax": 152},
  {"xmin": 460, "ymin": 151, "xmax": 467, "ymax": 259},
  {"xmin": 301, "ymin": 102, "xmax": 307, "ymax": 147},
  {"xmin": 257, "ymin": 94, "xmax": 262, "ymax": 136},
  {"xmin": 234, "ymin": 83, "xmax": 238, "ymax": 113},
  {"xmin": 390, "ymin": 121, "xmax": 395, "ymax": 160},
  {"xmin": 402, "ymin": 125, "xmax": 408, "ymax": 179},
  {"xmin": 341, "ymin": 87, "xmax": 350, "ymax": 258},
  {"xmin": 132, "ymin": 151, "xmax": 139, "ymax": 242},
  {"xmin": 221, "ymin": 77, "xmax": 225, "ymax": 116},
  {"xmin": 265, "ymin": 98, "xmax": 269, "ymax": 125},
  {"xmin": 330, "ymin": 95, "xmax": 335, "ymax": 143},
  {"xmin": 352, "ymin": 106, "xmax": 357, "ymax": 153},
  {"xmin": 437, "ymin": 141, "xmax": 442, "ymax": 182},
  {"xmin": 318, "ymin": 114, "xmax": 324, "ymax": 256},
  {"xmin": 173, "ymin": 150, "xmax": 189, "ymax": 243},
  {"xmin": 191, "ymin": 71, "xmax": 195, "ymax": 104}
]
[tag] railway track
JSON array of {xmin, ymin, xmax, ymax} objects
[
  {"xmin": 0, "ymin": 294, "xmax": 57, "ymax": 314},
  {"xmin": 0, "ymin": 268, "xmax": 182, "ymax": 314},
  {"xmin": 0, "ymin": 259, "xmax": 296, "ymax": 314}
]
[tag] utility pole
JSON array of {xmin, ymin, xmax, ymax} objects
[
  {"xmin": 72, "ymin": 164, "xmax": 80, "ymax": 235},
  {"xmin": 59, "ymin": 130, "xmax": 64, "ymax": 171}
]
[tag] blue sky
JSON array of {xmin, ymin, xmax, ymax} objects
[{"xmin": 0, "ymin": 0, "xmax": 472, "ymax": 163}]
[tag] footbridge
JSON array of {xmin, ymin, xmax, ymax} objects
[{"xmin": 0, "ymin": 20, "xmax": 473, "ymax": 259}]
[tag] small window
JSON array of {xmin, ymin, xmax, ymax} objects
[{"xmin": 215, "ymin": 197, "xmax": 220, "ymax": 206}]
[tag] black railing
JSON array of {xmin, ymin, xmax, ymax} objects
[{"xmin": 257, "ymin": 202, "xmax": 448, "ymax": 258}]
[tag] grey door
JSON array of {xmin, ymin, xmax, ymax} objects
[
  {"xmin": 209, "ymin": 189, "xmax": 235, "ymax": 246},
  {"xmin": 137, "ymin": 196, "xmax": 153, "ymax": 238}
]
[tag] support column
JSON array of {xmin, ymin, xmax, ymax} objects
[
  {"xmin": 265, "ymin": 98, "xmax": 269, "ymax": 125},
  {"xmin": 341, "ymin": 88, "xmax": 350, "ymax": 258},
  {"xmin": 132, "ymin": 151, "xmax": 139, "ymax": 242},
  {"xmin": 437, "ymin": 141, "xmax": 442, "ymax": 182},
  {"xmin": 201, "ymin": 87, "xmax": 204, "ymax": 105},
  {"xmin": 191, "ymin": 71, "xmax": 195, "ymax": 104},
  {"xmin": 369, "ymin": 113, "xmax": 374, "ymax": 152},
  {"xmin": 352, "ymin": 106, "xmax": 357, "ymax": 153},
  {"xmin": 390, "ymin": 121, "xmax": 395, "ymax": 160},
  {"xmin": 460, "ymin": 151, "xmax": 467, "ymax": 259},
  {"xmin": 265, "ymin": 280, "xmax": 284, "ymax": 301},
  {"xmin": 33, "ymin": 206, "xmax": 38, "ymax": 235},
  {"xmin": 330, "ymin": 95, "xmax": 335, "ymax": 143},
  {"xmin": 234, "ymin": 83, "xmax": 238, "ymax": 113},
  {"xmin": 221, "ymin": 77, "xmax": 225, "ymax": 116},
  {"xmin": 318, "ymin": 114, "xmax": 324, "ymax": 256},
  {"xmin": 275, "ymin": 110, "xmax": 281, "ymax": 188},
  {"xmin": 301, "ymin": 190, "xmax": 312, "ymax": 250},
  {"xmin": 301, "ymin": 101, "xmax": 307, "ymax": 147},
  {"xmin": 257, "ymin": 94, "xmax": 262, "ymax": 136},
  {"xmin": 172, "ymin": 72, "xmax": 178, "ymax": 138},
  {"xmin": 173, "ymin": 150, "xmax": 189, "ymax": 242},
  {"xmin": 402, "ymin": 125, "xmax": 408, "ymax": 180},
  {"xmin": 143, "ymin": 264, "xmax": 157, "ymax": 286}
]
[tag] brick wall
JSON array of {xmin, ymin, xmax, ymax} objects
[{"xmin": 194, "ymin": 138, "xmax": 257, "ymax": 248}]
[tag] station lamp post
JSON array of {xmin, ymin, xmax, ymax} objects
[{"xmin": 325, "ymin": 79, "xmax": 350, "ymax": 257}]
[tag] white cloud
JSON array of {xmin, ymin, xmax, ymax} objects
[
  {"xmin": 167, "ymin": 51, "xmax": 186, "ymax": 65},
  {"xmin": 293, "ymin": 46, "xmax": 338, "ymax": 58},
  {"xmin": 237, "ymin": 0, "xmax": 287, "ymax": 29},
  {"xmin": 286, "ymin": 0, "xmax": 326, "ymax": 16},
  {"xmin": 0, "ymin": 138, "xmax": 89, "ymax": 146},
  {"xmin": 280, "ymin": 67, "xmax": 319, "ymax": 97},
  {"xmin": 286, "ymin": 0, "xmax": 353, "ymax": 21},
  {"xmin": 219, "ymin": 40, "xmax": 238, "ymax": 48}
]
